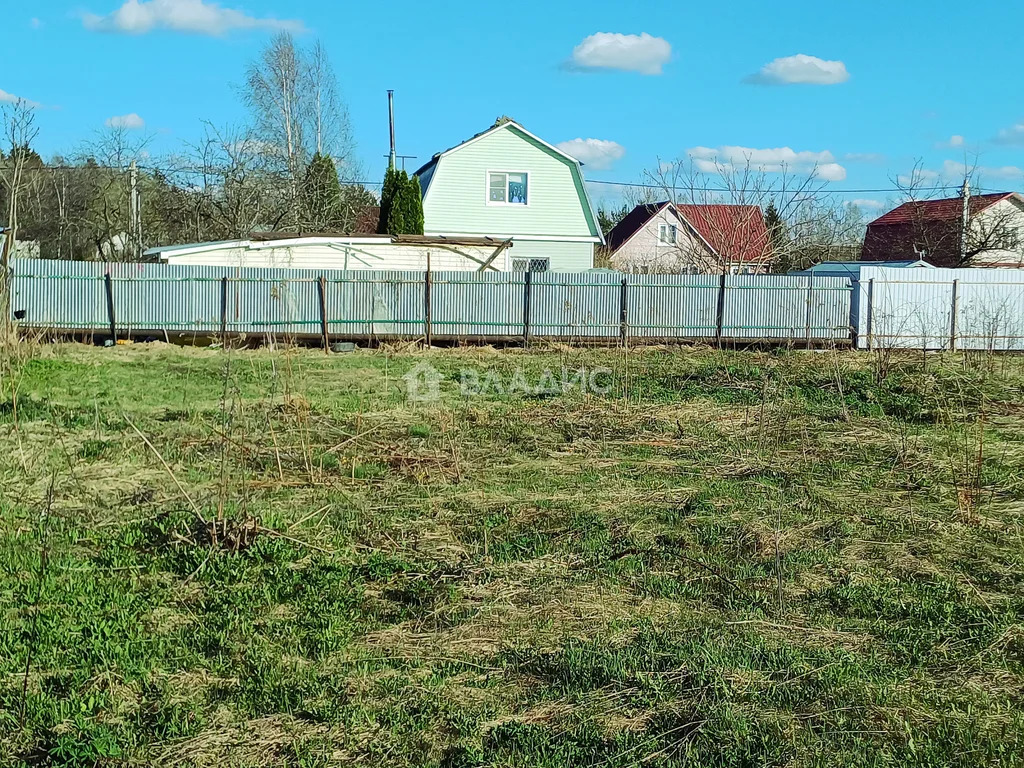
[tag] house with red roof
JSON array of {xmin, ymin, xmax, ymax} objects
[
  {"xmin": 862, "ymin": 192, "xmax": 1024, "ymax": 268},
  {"xmin": 604, "ymin": 201, "xmax": 771, "ymax": 274}
]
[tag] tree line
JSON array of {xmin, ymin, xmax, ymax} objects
[{"xmin": 0, "ymin": 33, "xmax": 390, "ymax": 266}]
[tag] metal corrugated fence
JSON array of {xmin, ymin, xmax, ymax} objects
[
  {"xmin": 8, "ymin": 259, "xmax": 854, "ymax": 343},
  {"xmin": 856, "ymin": 267, "xmax": 1024, "ymax": 351}
]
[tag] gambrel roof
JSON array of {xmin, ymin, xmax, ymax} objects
[{"xmin": 413, "ymin": 120, "xmax": 603, "ymax": 243}]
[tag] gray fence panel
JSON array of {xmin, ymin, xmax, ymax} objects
[
  {"xmin": 626, "ymin": 275, "xmax": 718, "ymax": 338},
  {"xmin": 322, "ymin": 271, "xmax": 425, "ymax": 339},
  {"xmin": 724, "ymin": 275, "xmax": 807, "ymax": 340},
  {"xmin": 11, "ymin": 260, "xmax": 107, "ymax": 330},
  {"xmin": 809, "ymin": 277, "xmax": 856, "ymax": 340},
  {"xmin": 530, "ymin": 271, "xmax": 622, "ymax": 338},
  {"xmin": 431, "ymin": 271, "xmax": 525, "ymax": 337}
]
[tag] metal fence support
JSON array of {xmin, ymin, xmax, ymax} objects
[
  {"xmin": 619, "ymin": 277, "xmax": 629, "ymax": 346},
  {"xmin": 949, "ymin": 278, "xmax": 959, "ymax": 352},
  {"xmin": 219, "ymin": 277, "xmax": 228, "ymax": 347},
  {"xmin": 866, "ymin": 278, "xmax": 875, "ymax": 351},
  {"xmin": 522, "ymin": 271, "xmax": 532, "ymax": 346},
  {"xmin": 318, "ymin": 275, "xmax": 329, "ymax": 351},
  {"xmin": 714, "ymin": 273, "xmax": 727, "ymax": 347},
  {"xmin": 804, "ymin": 274, "xmax": 815, "ymax": 349},
  {"xmin": 104, "ymin": 272, "xmax": 117, "ymax": 343},
  {"xmin": 424, "ymin": 269, "xmax": 433, "ymax": 347}
]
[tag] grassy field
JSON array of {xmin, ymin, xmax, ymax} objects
[{"xmin": 2, "ymin": 341, "xmax": 1024, "ymax": 767}]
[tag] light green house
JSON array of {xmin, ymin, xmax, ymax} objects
[{"xmin": 414, "ymin": 120, "xmax": 604, "ymax": 272}]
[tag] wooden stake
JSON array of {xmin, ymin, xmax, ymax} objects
[{"xmin": 318, "ymin": 275, "xmax": 329, "ymax": 351}]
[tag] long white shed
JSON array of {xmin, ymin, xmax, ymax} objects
[{"xmin": 146, "ymin": 234, "xmax": 512, "ymax": 272}]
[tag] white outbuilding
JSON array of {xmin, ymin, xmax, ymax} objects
[{"xmin": 145, "ymin": 234, "xmax": 513, "ymax": 272}]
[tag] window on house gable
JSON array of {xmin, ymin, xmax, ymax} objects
[
  {"xmin": 488, "ymin": 172, "xmax": 528, "ymax": 204},
  {"xmin": 658, "ymin": 223, "xmax": 677, "ymax": 245}
]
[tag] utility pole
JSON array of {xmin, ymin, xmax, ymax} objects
[
  {"xmin": 128, "ymin": 160, "xmax": 142, "ymax": 261},
  {"xmin": 959, "ymin": 177, "xmax": 970, "ymax": 266},
  {"xmin": 387, "ymin": 90, "xmax": 397, "ymax": 171}
]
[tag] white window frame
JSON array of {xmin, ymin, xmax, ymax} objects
[
  {"xmin": 486, "ymin": 170, "xmax": 529, "ymax": 206},
  {"xmin": 657, "ymin": 223, "xmax": 678, "ymax": 246}
]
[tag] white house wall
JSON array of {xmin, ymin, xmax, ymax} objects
[
  {"xmin": 610, "ymin": 208, "xmax": 711, "ymax": 273},
  {"xmin": 971, "ymin": 198, "xmax": 1024, "ymax": 268}
]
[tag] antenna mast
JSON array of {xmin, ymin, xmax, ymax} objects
[{"xmin": 387, "ymin": 90, "xmax": 396, "ymax": 171}]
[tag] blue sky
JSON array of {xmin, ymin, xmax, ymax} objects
[{"xmin": 3, "ymin": 0, "xmax": 1023, "ymax": 214}]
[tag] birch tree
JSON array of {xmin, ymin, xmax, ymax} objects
[{"xmin": 244, "ymin": 34, "xmax": 357, "ymax": 229}]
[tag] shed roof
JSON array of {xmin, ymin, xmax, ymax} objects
[
  {"xmin": 145, "ymin": 233, "xmax": 511, "ymax": 258},
  {"xmin": 794, "ymin": 259, "xmax": 934, "ymax": 276}
]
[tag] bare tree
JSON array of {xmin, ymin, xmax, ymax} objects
[
  {"xmin": 165, "ymin": 123, "xmax": 292, "ymax": 240},
  {"xmin": 614, "ymin": 157, "xmax": 855, "ymax": 274},
  {"xmin": 1, "ymin": 100, "xmax": 40, "ymax": 336},
  {"xmin": 244, "ymin": 34, "xmax": 359, "ymax": 230},
  {"xmin": 881, "ymin": 160, "xmax": 1024, "ymax": 267},
  {"xmin": 245, "ymin": 33, "xmax": 307, "ymax": 212},
  {"xmin": 72, "ymin": 126, "xmax": 152, "ymax": 259},
  {"xmin": 305, "ymin": 40, "xmax": 354, "ymax": 165}
]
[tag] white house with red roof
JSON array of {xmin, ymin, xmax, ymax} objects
[
  {"xmin": 604, "ymin": 201, "xmax": 771, "ymax": 274},
  {"xmin": 862, "ymin": 192, "xmax": 1024, "ymax": 268}
]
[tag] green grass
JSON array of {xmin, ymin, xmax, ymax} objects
[{"xmin": 1, "ymin": 342, "xmax": 1024, "ymax": 766}]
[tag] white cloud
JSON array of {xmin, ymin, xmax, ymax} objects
[
  {"xmin": 0, "ymin": 88, "xmax": 41, "ymax": 109},
  {"xmin": 745, "ymin": 54, "xmax": 849, "ymax": 85},
  {"xmin": 30, "ymin": 17, "xmax": 42, "ymax": 29},
  {"xmin": 947, "ymin": 135, "xmax": 964, "ymax": 148},
  {"xmin": 895, "ymin": 160, "xmax": 1022, "ymax": 187},
  {"xmin": 687, "ymin": 145, "xmax": 847, "ymax": 181},
  {"xmin": 848, "ymin": 198, "xmax": 886, "ymax": 210},
  {"xmin": 555, "ymin": 138, "xmax": 625, "ymax": 170},
  {"xmin": 568, "ymin": 32, "xmax": 671, "ymax": 75},
  {"xmin": 82, "ymin": 0, "xmax": 306, "ymax": 36},
  {"xmin": 994, "ymin": 122, "xmax": 1024, "ymax": 146},
  {"xmin": 943, "ymin": 159, "xmax": 1023, "ymax": 180},
  {"xmin": 106, "ymin": 113, "xmax": 146, "ymax": 130}
]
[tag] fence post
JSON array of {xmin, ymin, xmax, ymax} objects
[
  {"xmin": 104, "ymin": 272, "xmax": 117, "ymax": 343},
  {"xmin": 522, "ymin": 271, "xmax": 532, "ymax": 347},
  {"xmin": 804, "ymin": 273, "xmax": 815, "ymax": 349},
  {"xmin": 424, "ymin": 268, "xmax": 433, "ymax": 347},
  {"xmin": 949, "ymin": 278, "xmax": 959, "ymax": 352},
  {"xmin": 866, "ymin": 278, "xmax": 875, "ymax": 351},
  {"xmin": 219, "ymin": 276, "xmax": 228, "ymax": 347},
  {"xmin": 714, "ymin": 273, "xmax": 727, "ymax": 348},
  {"xmin": 318, "ymin": 275, "xmax": 330, "ymax": 352},
  {"xmin": 619, "ymin": 277, "xmax": 629, "ymax": 346}
]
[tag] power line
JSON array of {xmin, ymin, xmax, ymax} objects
[
  {"xmin": 8, "ymin": 162, "xmax": 1013, "ymax": 196},
  {"xmin": 7, "ymin": 163, "xmax": 383, "ymax": 187},
  {"xmin": 583, "ymin": 178, "xmax": 1008, "ymax": 195}
]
